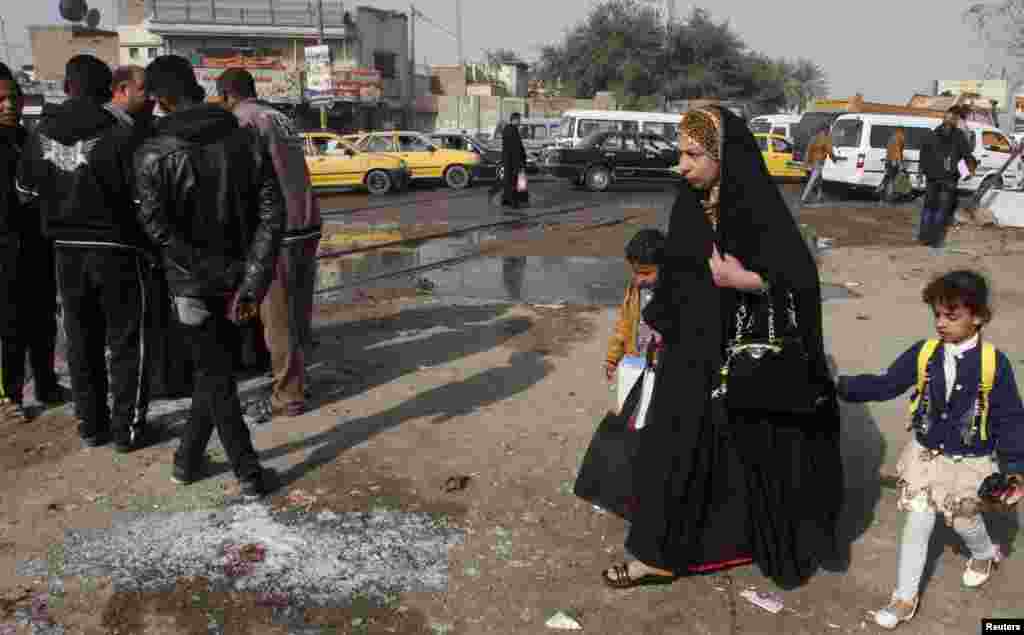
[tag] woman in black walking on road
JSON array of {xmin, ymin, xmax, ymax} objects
[{"xmin": 602, "ymin": 105, "xmax": 844, "ymax": 591}]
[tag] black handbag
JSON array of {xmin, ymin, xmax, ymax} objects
[
  {"xmin": 712, "ymin": 290, "xmax": 824, "ymax": 414},
  {"xmin": 573, "ymin": 377, "xmax": 645, "ymax": 520}
]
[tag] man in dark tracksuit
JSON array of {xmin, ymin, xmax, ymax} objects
[
  {"xmin": 0, "ymin": 63, "xmax": 66, "ymax": 423},
  {"xmin": 918, "ymin": 107, "xmax": 976, "ymax": 248},
  {"xmin": 136, "ymin": 56, "xmax": 283, "ymax": 498},
  {"xmin": 18, "ymin": 55, "xmax": 154, "ymax": 450}
]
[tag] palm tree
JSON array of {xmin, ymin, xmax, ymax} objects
[{"xmin": 788, "ymin": 58, "xmax": 829, "ymax": 113}]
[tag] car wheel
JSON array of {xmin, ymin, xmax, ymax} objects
[
  {"xmin": 445, "ymin": 164, "xmax": 471, "ymax": 189},
  {"xmin": 364, "ymin": 169, "xmax": 393, "ymax": 195},
  {"xmin": 585, "ymin": 165, "xmax": 611, "ymax": 192}
]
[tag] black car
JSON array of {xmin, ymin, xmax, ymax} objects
[
  {"xmin": 543, "ymin": 131, "xmax": 680, "ymax": 191},
  {"xmin": 429, "ymin": 132, "xmax": 505, "ymax": 181}
]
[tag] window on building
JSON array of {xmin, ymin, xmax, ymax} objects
[
  {"xmin": 129, "ymin": 47, "xmax": 139, "ymax": 59},
  {"xmin": 148, "ymin": 48, "xmax": 158, "ymax": 60},
  {"xmin": 373, "ymin": 51, "xmax": 397, "ymax": 79}
]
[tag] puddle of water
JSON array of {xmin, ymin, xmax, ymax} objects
[{"xmin": 313, "ymin": 223, "xmax": 855, "ymax": 307}]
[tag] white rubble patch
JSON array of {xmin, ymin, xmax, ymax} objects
[
  {"xmin": 545, "ymin": 611, "xmax": 583, "ymax": 630},
  {"xmin": 17, "ymin": 504, "xmax": 464, "ymax": 607}
]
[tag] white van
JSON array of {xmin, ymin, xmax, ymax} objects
[
  {"xmin": 553, "ymin": 110, "xmax": 683, "ymax": 148},
  {"xmin": 749, "ymin": 114, "xmax": 801, "ymax": 141},
  {"xmin": 822, "ymin": 113, "xmax": 1021, "ymax": 194}
]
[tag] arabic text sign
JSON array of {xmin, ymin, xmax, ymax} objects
[{"xmin": 195, "ymin": 67, "xmax": 297, "ymax": 101}]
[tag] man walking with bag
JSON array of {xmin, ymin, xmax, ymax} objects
[
  {"xmin": 216, "ymin": 68, "xmax": 321, "ymax": 420},
  {"xmin": 919, "ymin": 107, "xmax": 976, "ymax": 249},
  {"xmin": 135, "ymin": 56, "xmax": 283, "ymax": 497},
  {"xmin": 500, "ymin": 112, "xmax": 528, "ymax": 210}
]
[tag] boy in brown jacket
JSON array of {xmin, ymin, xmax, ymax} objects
[{"xmin": 605, "ymin": 229, "xmax": 665, "ymax": 381}]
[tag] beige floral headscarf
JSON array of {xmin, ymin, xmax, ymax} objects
[{"xmin": 680, "ymin": 107, "xmax": 723, "ymax": 229}]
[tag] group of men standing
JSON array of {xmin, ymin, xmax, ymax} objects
[{"xmin": 0, "ymin": 54, "xmax": 322, "ymax": 499}]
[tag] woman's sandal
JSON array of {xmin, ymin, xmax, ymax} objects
[{"xmin": 601, "ymin": 563, "xmax": 677, "ymax": 589}]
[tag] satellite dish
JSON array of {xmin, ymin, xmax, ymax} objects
[
  {"xmin": 86, "ymin": 8, "xmax": 100, "ymax": 28},
  {"xmin": 58, "ymin": 0, "xmax": 87, "ymax": 22}
]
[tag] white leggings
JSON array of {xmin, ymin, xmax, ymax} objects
[{"xmin": 894, "ymin": 510, "xmax": 997, "ymax": 601}]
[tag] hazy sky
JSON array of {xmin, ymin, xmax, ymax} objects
[{"xmin": 1, "ymin": 0, "xmax": 1014, "ymax": 103}]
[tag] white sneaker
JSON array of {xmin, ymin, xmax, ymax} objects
[
  {"xmin": 874, "ymin": 594, "xmax": 919, "ymax": 630},
  {"xmin": 963, "ymin": 558, "xmax": 995, "ymax": 588}
]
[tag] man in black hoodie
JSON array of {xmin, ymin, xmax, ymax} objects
[
  {"xmin": 135, "ymin": 56, "xmax": 283, "ymax": 498},
  {"xmin": 19, "ymin": 55, "xmax": 155, "ymax": 450},
  {"xmin": 918, "ymin": 107, "xmax": 976, "ymax": 249}
]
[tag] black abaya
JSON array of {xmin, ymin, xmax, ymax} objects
[
  {"xmin": 624, "ymin": 107, "xmax": 843, "ymax": 589},
  {"xmin": 500, "ymin": 123, "xmax": 528, "ymax": 207}
]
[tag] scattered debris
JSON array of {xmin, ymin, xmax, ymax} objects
[
  {"xmin": 533, "ymin": 303, "xmax": 566, "ymax": 310},
  {"xmin": 545, "ymin": 611, "xmax": 583, "ymax": 630},
  {"xmin": 255, "ymin": 591, "xmax": 289, "ymax": 608},
  {"xmin": 856, "ymin": 314, "xmax": 871, "ymax": 320},
  {"xmin": 284, "ymin": 489, "xmax": 318, "ymax": 511},
  {"xmin": 828, "ymin": 623, "xmax": 841, "ymax": 629},
  {"xmin": 740, "ymin": 589, "xmax": 784, "ymax": 614},
  {"xmin": 844, "ymin": 281, "xmax": 862, "ymax": 288},
  {"xmin": 443, "ymin": 475, "xmax": 472, "ymax": 493},
  {"xmin": 817, "ymin": 237, "xmax": 835, "ymax": 249}
]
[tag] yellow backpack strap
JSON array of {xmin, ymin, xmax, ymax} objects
[
  {"xmin": 979, "ymin": 342, "xmax": 997, "ymax": 441},
  {"xmin": 909, "ymin": 339, "xmax": 940, "ymax": 419}
]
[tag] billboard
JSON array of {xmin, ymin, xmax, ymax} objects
[
  {"xmin": 304, "ymin": 44, "xmax": 333, "ymax": 101},
  {"xmin": 195, "ymin": 67, "xmax": 298, "ymax": 102},
  {"xmin": 936, "ymin": 79, "xmax": 1008, "ymax": 105},
  {"xmin": 331, "ymin": 66, "xmax": 383, "ymax": 101}
]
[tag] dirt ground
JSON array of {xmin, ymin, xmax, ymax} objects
[{"xmin": 4, "ymin": 200, "xmax": 1024, "ymax": 634}]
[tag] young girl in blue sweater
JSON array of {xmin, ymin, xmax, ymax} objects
[{"xmin": 837, "ymin": 270, "xmax": 1024, "ymax": 630}]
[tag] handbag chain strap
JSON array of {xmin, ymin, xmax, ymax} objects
[{"xmin": 733, "ymin": 291, "xmax": 796, "ymax": 344}]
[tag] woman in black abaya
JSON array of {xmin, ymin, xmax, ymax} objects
[{"xmin": 602, "ymin": 106, "xmax": 844, "ymax": 590}]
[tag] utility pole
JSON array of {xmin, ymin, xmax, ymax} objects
[
  {"xmin": 317, "ymin": 0, "xmax": 328, "ymax": 129},
  {"xmin": 455, "ymin": 0, "xmax": 463, "ymax": 66},
  {"xmin": 408, "ymin": 4, "xmax": 416, "ymax": 129},
  {"xmin": 0, "ymin": 17, "xmax": 12, "ymax": 70}
]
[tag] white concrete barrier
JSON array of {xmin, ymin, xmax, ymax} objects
[{"xmin": 978, "ymin": 189, "xmax": 1024, "ymax": 227}]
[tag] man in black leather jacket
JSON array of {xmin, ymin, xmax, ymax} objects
[
  {"xmin": 0, "ymin": 62, "xmax": 34, "ymax": 423},
  {"xmin": 1, "ymin": 64, "xmax": 67, "ymax": 424},
  {"xmin": 918, "ymin": 107, "xmax": 976, "ymax": 248},
  {"xmin": 135, "ymin": 55, "xmax": 284, "ymax": 498},
  {"xmin": 19, "ymin": 56, "xmax": 156, "ymax": 450}
]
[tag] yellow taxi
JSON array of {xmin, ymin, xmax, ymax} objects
[
  {"xmin": 351, "ymin": 131, "xmax": 481, "ymax": 189},
  {"xmin": 301, "ymin": 131, "xmax": 411, "ymax": 195},
  {"xmin": 754, "ymin": 133, "xmax": 808, "ymax": 179}
]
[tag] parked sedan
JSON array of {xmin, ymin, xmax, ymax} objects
[
  {"xmin": 352, "ymin": 131, "xmax": 481, "ymax": 189},
  {"xmin": 429, "ymin": 132, "xmax": 504, "ymax": 181},
  {"xmin": 543, "ymin": 131, "xmax": 680, "ymax": 191},
  {"xmin": 754, "ymin": 133, "xmax": 808, "ymax": 179},
  {"xmin": 301, "ymin": 131, "xmax": 410, "ymax": 195}
]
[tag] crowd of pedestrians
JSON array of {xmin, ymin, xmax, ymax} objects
[{"xmin": 0, "ymin": 54, "xmax": 321, "ymax": 499}]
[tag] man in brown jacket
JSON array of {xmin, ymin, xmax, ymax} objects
[
  {"xmin": 800, "ymin": 125, "xmax": 839, "ymax": 205},
  {"xmin": 877, "ymin": 127, "xmax": 906, "ymax": 202},
  {"xmin": 217, "ymin": 68, "xmax": 322, "ymax": 419}
]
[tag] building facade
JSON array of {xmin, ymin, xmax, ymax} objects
[
  {"xmin": 28, "ymin": 25, "xmax": 120, "ymax": 81},
  {"xmin": 142, "ymin": 0, "xmax": 414, "ymax": 128}
]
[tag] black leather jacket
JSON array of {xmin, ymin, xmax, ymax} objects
[{"xmin": 134, "ymin": 104, "xmax": 284, "ymax": 300}]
